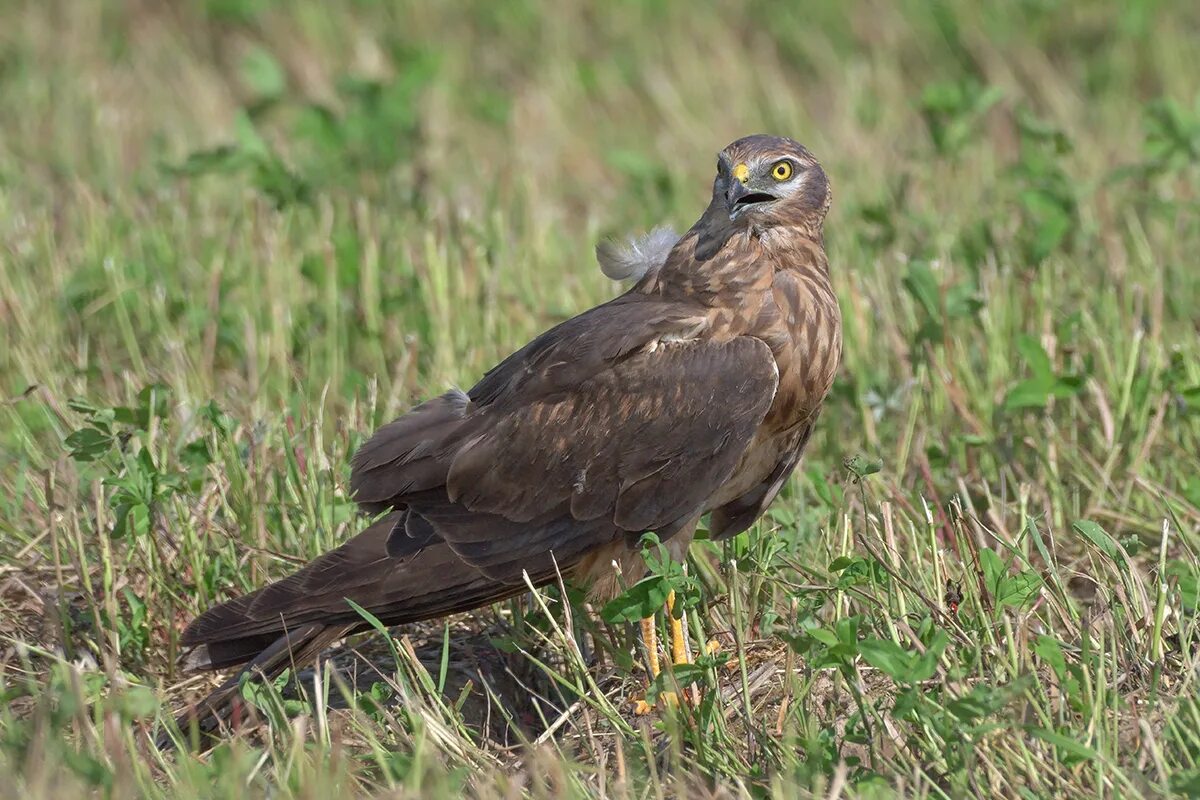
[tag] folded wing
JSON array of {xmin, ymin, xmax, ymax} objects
[{"xmin": 351, "ymin": 297, "xmax": 780, "ymax": 584}]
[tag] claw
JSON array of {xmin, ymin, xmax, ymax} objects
[{"xmin": 633, "ymin": 692, "xmax": 678, "ymax": 715}]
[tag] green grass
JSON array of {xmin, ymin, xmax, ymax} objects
[{"xmin": 2, "ymin": 0, "xmax": 1200, "ymax": 796}]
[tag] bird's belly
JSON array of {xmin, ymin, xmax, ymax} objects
[
  {"xmin": 707, "ymin": 432, "xmax": 790, "ymax": 509},
  {"xmin": 575, "ymin": 520, "xmax": 697, "ymax": 604}
]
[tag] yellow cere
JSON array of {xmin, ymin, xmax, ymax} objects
[
  {"xmin": 772, "ymin": 160, "xmax": 793, "ymax": 181},
  {"xmin": 732, "ymin": 163, "xmax": 750, "ymax": 184}
]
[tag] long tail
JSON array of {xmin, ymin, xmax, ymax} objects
[
  {"xmin": 163, "ymin": 622, "xmax": 356, "ymax": 749},
  {"xmin": 163, "ymin": 513, "xmax": 530, "ymax": 749}
]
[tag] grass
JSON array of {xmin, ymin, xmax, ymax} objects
[{"xmin": 2, "ymin": 0, "xmax": 1199, "ymax": 796}]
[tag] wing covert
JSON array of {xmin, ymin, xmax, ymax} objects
[
  {"xmin": 445, "ymin": 336, "xmax": 779, "ymax": 532},
  {"xmin": 350, "ymin": 296, "xmax": 779, "ymax": 583}
]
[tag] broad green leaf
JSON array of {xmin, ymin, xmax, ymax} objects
[
  {"xmin": 1003, "ymin": 378, "xmax": 1052, "ymax": 411},
  {"xmin": 779, "ymin": 631, "xmax": 816, "ymax": 655},
  {"xmin": 829, "ymin": 556, "xmax": 856, "ymax": 571},
  {"xmin": 599, "ymin": 575, "xmax": 669, "ymax": 624},
  {"xmin": 1015, "ymin": 335, "xmax": 1053, "ymax": 381},
  {"xmin": 1072, "ymin": 520, "xmax": 1128, "ymax": 572},
  {"xmin": 995, "ymin": 570, "xmax": 1041, "ymax": 608},
  {"xmin": 1033, "ymin": 635, "xmax": 1067, "ymax": 680},
  {"xmin": 806, "ymin": 627, "xmax": 840, "ymax": 647},
  {"xmin": 1050, "ymin": 375, "xmax": 1085, "ymax": 399},
  {"xmin": 1021, "ymin": 192, "xmax": 1072, "ymax": 260},
  {"xmin": 241, "ymin": 47, "xmax": 286, "ymax": 98},
  {"xmin": 858, "ymin": 638, "xmax": 914, "ymax": 682},
  {"xmin": 901, "ymin": 262, "xmax": 941, "ymax": 321},
  {"xmin": 112, "ymin": 502, "xmax": 150, "ymax": 540},
  {"xmin": 911, "ymin": 630, "xmax": 949, "ymax": 682},
  {"xmin": 835, "ymin": 615, "xmax": 862, "ymax": 645},
  {"xmin": 65, "ymin": 427, "xmax": 113, "ymax": 462},
  {"xmin": 1170, "ymin": 769, "xmax": 1200, "ymax": 796},
  {"xmin": 1181, "ymin": 385, "xmax": 1200, "ymax": 411},
  {"xmin": 118, "ymin": 686, "xmax": 159, "ymax": 721},
  {"xmin": 979, "ymin": 548, "xmax": 1004, "ymax": 597},
  {"xmin": 947, "ymin": 684, "xmax": 1007, "ymax": 723},
  {"xmin": 980, "ymin": 547, "xmax": 1041, "ymax": 608},
  {"xmin": 892, "ymin": 687, "xmax": 920, "ymax": 720},
  {"xmin": 1166, "ymin": 560, "xmax": 1198, "ymax": 610},
  {"xmin": 233, "ymin": 110, "xmax": 270, "ymax": 158}
]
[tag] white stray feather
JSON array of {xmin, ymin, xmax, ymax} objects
[{"xmin": 595, "ymin": 226, "xmax": 679, "ymax": 282}]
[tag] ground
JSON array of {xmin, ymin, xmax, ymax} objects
[{"xmin": 1, "ymin": 1, "xmax": 1199, "ymax": 798}]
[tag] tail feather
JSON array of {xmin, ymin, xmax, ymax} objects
[
  {"xmin": 163, "ymin": 622, "xmax": 354, "ymax": 750},
  {"xmin": 164, "ymin": 512, "xmax": 545, "ymax": 750}
]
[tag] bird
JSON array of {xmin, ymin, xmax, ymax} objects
[{"xmin": 169, "ymin": 134, "xmax": 842, "ymax": 745}]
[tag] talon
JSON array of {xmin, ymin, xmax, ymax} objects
[{"xmin": 633, "ymin": 692, "xmax": 679, "ymax": 714}]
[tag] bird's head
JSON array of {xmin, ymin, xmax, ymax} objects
[{"xmin": 714, "ymin": 135, "xmax": 830, "ymax": 229}]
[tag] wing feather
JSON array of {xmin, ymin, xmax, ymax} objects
[{"xmin": 349, "ymin": 294, "xmax": 779, "ymax": 583}]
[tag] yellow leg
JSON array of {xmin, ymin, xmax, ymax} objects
[
  {"xmin": 635, "ymin": 591, "xmax": 694, "ymax": 714},
  {"xmin": 667, "ymin": 590, "xmax": 689, "ymax": 667},
  {"xmin": 634, "ymin": 615, "xmax": 661, "ymax": 715},
  {"xmin": 667, "ymin": 590, "xmax": 702, "ymax": 706},
  {"xmin": 640, "ymin": 615, "xmax": 661, "ymax": 678}
]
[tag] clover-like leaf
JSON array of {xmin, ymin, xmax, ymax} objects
[{"xmin": 600, "ymin": 575, "xmax": 670, "ymax": 624}]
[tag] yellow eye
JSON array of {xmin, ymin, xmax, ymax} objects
[{"xmin": 771, "ymin": 160, "xmax": 794, "ymax": 181}]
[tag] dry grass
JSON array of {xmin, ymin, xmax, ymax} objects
[{"xmin": 2, "ymin": 0, "xmax": 1200, "ymax": 797}]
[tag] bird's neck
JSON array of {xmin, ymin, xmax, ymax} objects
[
  {"xmin": 758, "ymin": 224, "xmax": 830, "ymax": 279},
  {"xmin": 644, "ymin": 222, "xmax": 828, "ymax": 311}
]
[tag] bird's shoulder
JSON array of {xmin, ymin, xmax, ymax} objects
[{"xmin": 467, "ymin": 291, "xmax": 714, "ymax": 407}]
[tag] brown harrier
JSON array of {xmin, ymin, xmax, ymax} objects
[{"xmin": 174, "ymin": 134, "xmax": 842, "ymax": 739}]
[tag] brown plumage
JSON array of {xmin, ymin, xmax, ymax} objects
[{"xmin": 170, "ymin": 134, "xmax": 842, "ymax": 744}]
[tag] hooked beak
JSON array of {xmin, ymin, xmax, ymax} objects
[{"xmin": 725, "ymin": 165, "xmax": 776, "ymax": 215}]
